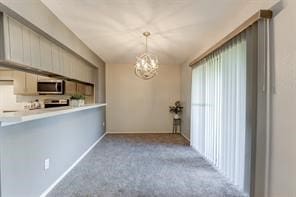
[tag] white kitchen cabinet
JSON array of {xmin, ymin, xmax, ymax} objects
[
  {"xmin": 62, "ymin": 50, "xmax": 72, "ymax": 78},
  {"xmin": 80, "ymin": 65, "xmax": 92, "ymax": 84},
  {"xmin": 40, "ymin": 36, "xmax": 52, "ymax": 71},
  {"xmin": 58, "ymin": 47, "xmax": 64, "ymax": 75},
  {"xmin": 70, "ymin": 54, "xmax": 78, "ymax": 79},
  {"xmin": 85, "ymin": 66, "xmax": 90, "ymax": 83},
  {"xmin": 78, "ymin": 58, "xmax": 86, "ymax": 81},
  {"xmin": 30, "ymin": 30, "xmax": 41, "ymax": 69},
  {"xmin": 90, "ymin": 67, "xmax": 95, "ymax": 83},
  {"xmin": 86, "ymin": 66, "xmax": 96, "ymax": 84},
  {"xmin": 78, "ymin": 64, "xmax": 84, "ymax": 82},
  {"xmin": 52, "ymin": 44, "xmax": 60, "ymax": 74},
  {"xmin": 22, "ymin": 26, "xmax": 31, "ymax": 66},
  {"xmin": 73, "ymin": 57, "xmax": 82, "ymax": 80},
  {"xmin": 7, "ymin": 16, "xmax": 23, "ymax": 63},
  {"xmin": 2, "ymin": 15, "xmax": 98, "ymax": 84}
]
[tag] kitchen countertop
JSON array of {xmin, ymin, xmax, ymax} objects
[{"xmin": 0, "ymin": 103, "xmax": 107, "ymax": 127}]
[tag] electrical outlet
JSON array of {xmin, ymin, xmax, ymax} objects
[{"xmin": 44, "ymin": 158, "xmax": 50, "ymax": 170}]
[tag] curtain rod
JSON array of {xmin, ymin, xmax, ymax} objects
[{"xmin": 189, "ymin": 10, "xmax": 272, "ymax": 67}]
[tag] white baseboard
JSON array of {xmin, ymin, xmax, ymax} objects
[
  {"xmin": 181, "ymin": 133, "xmax": 190, "ymax": 142},
  {"xmin": 40, "ymin": 132, "xmax": 107, "ymax": 197},
  {"xmin": 106, "ymin": 131, "xmax": 172, "ymax": 134}
]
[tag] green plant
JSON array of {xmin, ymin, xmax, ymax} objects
[
  {"xmin": 169, "ymin": 101, "xmax": 183, "ymax": 114},
  {"xmin": 70, "ymin": 94, "xmax": 85, "ymax": 100}
]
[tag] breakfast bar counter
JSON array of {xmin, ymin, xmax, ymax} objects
[
  {"xmin": 0, "ymin": 102, "xmax": 106, "ymax": 196},
  {"xmin": 0, "ymin": 103, "xmax": 107, "ymax": 127}
]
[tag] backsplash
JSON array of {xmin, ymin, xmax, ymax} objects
[
  {"xmin": 0, "ymin": 81, "xmax": 71, "ymax": 111},
  {"xmin": 0, "ymin": 82, "xmax": 26, "ymax": 111},
  {"xmin": 16, "ymin": 95, "xmax": 70, "ymax": 103}
]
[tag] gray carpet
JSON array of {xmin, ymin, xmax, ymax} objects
[{"xmin": 48, "ymin": 134, "xmax": 245, "ymax": 197}]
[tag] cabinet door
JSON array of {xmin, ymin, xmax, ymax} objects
[
  {"xmin": 30, "ymin": 30, "xmax": 41, "ymax": 69},
  {"xmin": 82, "ymin": 65, "xmax": 88, "ymax": 82},
  {"xmin": 76, "ymin": 83, "xmax": 86, "ymax": 95},
  {"xmin": 88, "ymin": 67, "xmax": 94, "ymax": 83},
  {"xmin": 63, "ymin": 51, "xmax": 72, "ymax": 78},
  {"xmin": 0, "ymin": 71, "xmax": 13, "ymax": 80},
  {"xmin": 22, "ymin": 26, "xmax": 31, "ymax": 66},
  {"xmin": 52, "ymin": 44, "xmax": 60, "ymax": 74},
  {"xmin": 13, "ymin": 71, "xmax": 26, "ymax": 94},
  {"xmin": 8, "ymin": 17, "xmax": 23, "ymax": 63},
  {"xmin": 58, "ymin": 47, "xmax": 64, "ymax": 75},
  {"xmin": 25, "ymin": 73, "xmax": 37, "ymax": 95},
  {"xmin": 91, "ymin": 67, "xmax": 97, "ymax": 84},
  {"xmin": 40, "ymin": 37, "xmax": 52, "ymax": 71},
  {"xmin": 3, "ymin": 15, "xmax": 10, "ymax": 60},
  {"xmin": 85, "ymin": 96, "xmax": 94, "ymax": 104},
  {"xmin": 85, "ymin": 85, "xmax": 93, "ymax": 96},
  {"xmin": 65, "ymin": 80, "xmax": 77, "ymax": 95},
  {"xmin": 68, "ymin": 54, "xmax": 75, "ymax": 79},
  {"xmin": 72, "ymin": 57, "xmax": 80, "ymax": 80}
]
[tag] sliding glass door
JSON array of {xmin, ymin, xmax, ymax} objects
[{"xmin": 191, "ymin": 34, "xmax": 247, "ymax": 193}]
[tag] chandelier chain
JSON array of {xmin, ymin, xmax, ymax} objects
[{"xmin": 145, "ymin": 36, "xmax": 147, "ymax": 52}]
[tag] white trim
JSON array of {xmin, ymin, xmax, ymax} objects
[
  {"xmin": 264, "ymin": 18, "xmax": 271, "ymax": 197},
  {"xmin": 39, "ymin": 132, "xmax": 107, "ymax": 197},
  {"xmin": 181, "ymin": 132, "xmax": 190, "ymax": 142},
  {"xmin": 106, "ymin": 131, "xmax": 172, "ymax": 134}
]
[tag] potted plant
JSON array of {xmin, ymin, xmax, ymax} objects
[
  {"xmin": 70, "ymin": 94, "xmax": 85, "ymax": 107},
  {"xmin": 169, "ymin": 101, "xmax": 183, "ymax": 119}
]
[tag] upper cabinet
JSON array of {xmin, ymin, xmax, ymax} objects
[
  {"xmin": 51, "ymin": 44, "xmax": 60, "ymax": 74},
  {"xmin": 22, "ymin": 26, "xmax": 31, "ymax": 66},
  {"xmin": 40, "ymin": 36, "xmax": 52, "ymax": 72},
  {"xmin": 7, "ymin": 16, "xmax": 23, "ymax": 64},
  {"xmin": 13, "ymin": 70, "xmax": 38, "ymax": 95},
  {"xmin": 1, "ymin": 14, "xmax": 97, "ymax": 84},
  {"xmin": 30, "ymin": 30, "xmax": 41, "ymax": 69}
]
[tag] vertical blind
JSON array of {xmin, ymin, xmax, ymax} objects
[{"xmin": 191, "ymin": 33, "xmax": 247, "ymax": 192}]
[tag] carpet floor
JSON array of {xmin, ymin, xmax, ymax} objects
[{"xmin": 48, "ymin": 134, "xmax": 245, "ymax": 197}]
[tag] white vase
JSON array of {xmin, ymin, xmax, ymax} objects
[
  {"xmin": 70, "ymin": 99, "xmax": 85, "ymax": 107},
  {"xmin": 70, "ymin": 99, "xmax": 78, "ymax": 107},
  {"xmin": 174, "ymin": 114, "xmax": 180, "ymax": 119},
  {"xmin": 79, "ymin": 99, "xmax": 85, "ymax": 106}
]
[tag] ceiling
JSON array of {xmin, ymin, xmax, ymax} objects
[{"xmin": 41, "ymin": 0, "xmax": 276, "ymax": 65}]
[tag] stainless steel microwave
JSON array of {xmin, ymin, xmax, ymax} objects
[{"xmin": 37, "ymin": 79, "xmax": 64, "ymax": 95}]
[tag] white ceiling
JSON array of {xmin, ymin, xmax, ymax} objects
[{"xmin": 41, "ymin": 0, "xmax": 276, "ymax": 65}]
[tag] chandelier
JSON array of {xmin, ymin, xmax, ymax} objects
[{"xmin": 134, "ymin": 32, "xmax": 159, "ymax": 80}]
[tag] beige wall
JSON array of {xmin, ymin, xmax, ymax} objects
[
  {"xmin": 269, "ymin": 0, "xmax": 296, "ymax": 196},
  {"xmin": 0, "ymin": 82, "xmax": 25, "ymax": 111},
  {"xmin": 106, "ymin": 64, "xmax": 180, "ymax": 133}
]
